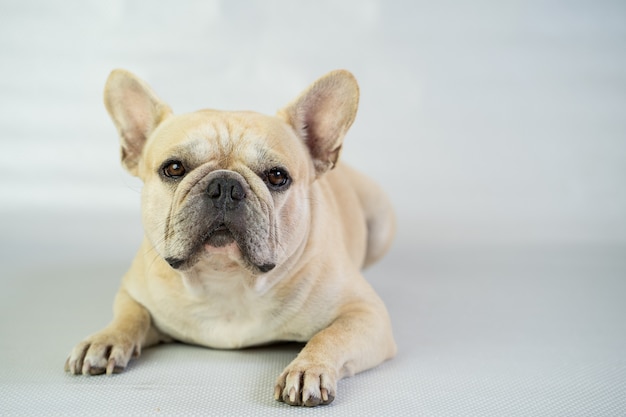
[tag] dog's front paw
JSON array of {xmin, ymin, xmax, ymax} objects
[
  {"xmin": 65, "ymin": 330, "xmax": 140, "ymax": 376},
  {"xmin": 274, "ymin": 360, "xmax": 337, "ymax": 407}
]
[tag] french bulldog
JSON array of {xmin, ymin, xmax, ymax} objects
[{"xmin": 65, "ymin": 69, "xmax": 397, "ymax": 407}]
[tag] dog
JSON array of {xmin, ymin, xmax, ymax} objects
[{"xmin": 65, "ymin": 69, "xmax": 397, "ymax": 407}]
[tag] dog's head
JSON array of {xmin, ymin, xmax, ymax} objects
[{"xmin": 104, "ymin": 70, "xmax": 359, "ymax": 275}]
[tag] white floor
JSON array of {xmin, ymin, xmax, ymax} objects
[
  {"xmin": 1, "ymin": 211, "xmax": 625, "ymax": 415},
  {"xmin": 1, "ymin": 0, "xmax": 626, "ymax": 415}
]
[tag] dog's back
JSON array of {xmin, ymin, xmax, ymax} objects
[{"xmin": 324, "ymin": 162, "xmax": 396, "ymax": 269}]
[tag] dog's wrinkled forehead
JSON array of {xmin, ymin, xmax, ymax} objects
[{"xmin": 143, "ymin": 110, "xmax": 307, "ymax": 173}]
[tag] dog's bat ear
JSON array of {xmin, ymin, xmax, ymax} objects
[
  {"xmin": 278, "ymin": 70, "xmax": 359, "ymax": 176},
  {"xmin": 104, "ymin": 69, "xmax": 172, "ymax": 176}
]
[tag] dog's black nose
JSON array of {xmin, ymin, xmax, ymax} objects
[{"xmin": 207, "ymin": 177, "xmax": 246, "ymax": 210}]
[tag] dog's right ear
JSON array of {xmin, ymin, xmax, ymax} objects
[{"xmin": 104, "ymin": 69, "xmax": 172, "ymax": 176}]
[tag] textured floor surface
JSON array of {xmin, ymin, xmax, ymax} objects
[{"xmin": 1, "ymin": 212, "xmax": 625, "ymax": 415}]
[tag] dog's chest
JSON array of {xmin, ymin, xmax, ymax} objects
[{"xmin": 146, "ymin": 273, "xmax": 285, "ymax": 349}]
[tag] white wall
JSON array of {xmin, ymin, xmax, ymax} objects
[{"xmin": 1, "ymin": 0, "xmax": 625, "ymax": 248}]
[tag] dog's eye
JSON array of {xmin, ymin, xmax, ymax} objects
[
  {"xmin": 266, "ymin": 167, "xmax": 290, "ymax": 188},
  {"xmin": 163, "ymin": 161, "xmax": 186, "ymax": 179}
]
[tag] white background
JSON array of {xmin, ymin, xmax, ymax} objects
[{"xmin": 1, "ymin": 0, "xmax": 625, "ymax": 248}]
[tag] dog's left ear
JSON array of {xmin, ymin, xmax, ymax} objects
[{"xmin": 278, "ymin": 70, "xmax": 359, "ymax": 176}]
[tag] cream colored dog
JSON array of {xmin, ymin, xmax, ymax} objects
[{"xmin": 65, "ymin": 69, "xmax": 397, "ymax": 407}]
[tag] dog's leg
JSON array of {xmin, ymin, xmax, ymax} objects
[
  {"xmin": 65, "ymin": 287, "xmax": 163, "ymax": 375},
  {"xmin": 275, "ymin": 295, "xmax": 396, "ymax": 406}
]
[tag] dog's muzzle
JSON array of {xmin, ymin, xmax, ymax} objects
[{"xmin": 164, "ymin": 171, "xmax": 276, "ymax": 274}]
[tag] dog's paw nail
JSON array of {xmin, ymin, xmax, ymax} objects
[
  {"xmin": 68, "ymin": 360, "xmax": 79, "ymax": 375},
  {"xmin": 321, "ymin": 388, "xmax": 329, "ymax": 402},
  {"xmin": 106, "ymin": 358, "xmax": 116, "ymax": 375},
  {"xmin": 81, "ymin": 360, "xmax": 91, "ymax": 376},
  {"xmin": 288, "ymin": 387, "xmax": 297, "ymax": 404}
]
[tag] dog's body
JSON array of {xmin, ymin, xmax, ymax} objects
[{"xmin": 66, "ymin": 70, "xmax": 396, "ymax": 407}]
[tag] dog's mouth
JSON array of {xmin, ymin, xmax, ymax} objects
[
  {"xmin": 165, "ymin": 222, "xmax": 236, "ymax": 270},
  {"xmin": 165, "ymin": 222, "xmax": 274, "ymax": 273},
  {"xmin": 165, "ymin": 220, "xmax": 275, "ymax": 274},
  {"xmin": 204, "ymin": 223, "xmax": 236, "ymax": 248}
]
